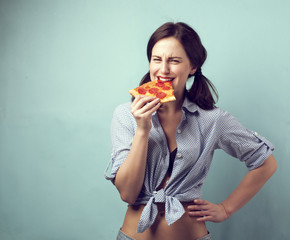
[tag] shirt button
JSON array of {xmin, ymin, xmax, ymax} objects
[
  {"xmin": 177, "ymin": 153, "xmax": 182, "ymax": 158},
  {"xmin": 177, "ymin": 129, "xmax": 181, "ymax": 134},
  {"xmin": 254, "ymin": 131, "xmax": 259, "ymax": 136}
]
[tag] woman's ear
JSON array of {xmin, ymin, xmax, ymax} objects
[{"xmin": 190, "ymin": 67, "xmax": 197, "ymax": 75}]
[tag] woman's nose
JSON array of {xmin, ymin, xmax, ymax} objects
[{"xmin": 161, "ymin": 61, "xmax": 170, "ymax": 74}]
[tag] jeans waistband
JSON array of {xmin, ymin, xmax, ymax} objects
[{"xmin": 117, "ymin": 229, "xmax": 211, "ymax": 240}]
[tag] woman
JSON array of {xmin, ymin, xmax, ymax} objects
[{"xmin": 105, "ymin": 22, "xmax": 277, "ymax": 240}]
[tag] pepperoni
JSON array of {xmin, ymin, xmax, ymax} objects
[
  {"xmin": 162, "ymin": 85, "xmax": 171, "ymax": 90},
  {"xmin": 156, "ymin": 82, "xmax": 165, "ymax": 87},
  {"xmin": 137, "ymin": 87, "xmax": 147, "ymax": 94},
  {"xmin": 156, "ymin": 91, "xmax": 167, "ymax": 99},
  {"xmin": 149, "ymin": 88, "xmax": 159, "ymax": 94}
]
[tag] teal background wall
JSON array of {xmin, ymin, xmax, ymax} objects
[{"xmin": 0, "ymin": 0, "xmax": 289, "ymax": 239}]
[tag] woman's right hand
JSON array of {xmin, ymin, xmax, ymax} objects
[{"xmin": 130, "ymin": 95, "xmax": 161, "ymax": 132}]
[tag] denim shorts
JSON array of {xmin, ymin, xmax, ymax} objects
[{"xmin": 116, "ymin": 229, "xmax": 211, "ymax": 240}]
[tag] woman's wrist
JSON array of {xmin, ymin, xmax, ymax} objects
[
  {"xmin": 219, "ymin": 202, "xmax": 231, "ymax": 219},
  {"xmin": 135, "ymin": 127, "xmax": 150, "ymax": 137}
]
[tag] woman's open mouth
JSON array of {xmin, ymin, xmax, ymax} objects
[{"xmin": 157, "ymin": 76, "xmax": 174, "ymax": 82}]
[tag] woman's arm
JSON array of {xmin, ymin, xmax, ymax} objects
[
  {"xmin": 188, "ymin": 154, "xmax": 277, "ymax": 222},
  {"xmin": 114, "ymin": 95, "xmax": 160, "ymax": 205}
]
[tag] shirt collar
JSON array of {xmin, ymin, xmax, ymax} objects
[{"xmin": 182, "ymin": 95, "xmax": 199, "ymax": 114}]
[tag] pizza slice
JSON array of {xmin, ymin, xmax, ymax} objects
[{"xmin": 129, "ymin": 80, "xmax": 176, "ymax": 103}]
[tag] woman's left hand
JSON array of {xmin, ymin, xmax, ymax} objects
[{"xmin": 187, "ymin": 199, "xmax": 229, "ymax": 222}]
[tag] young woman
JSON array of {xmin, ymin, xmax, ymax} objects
[{"xmin": 105, "ymin": 22, "xmax": 277, "ymax": 240}]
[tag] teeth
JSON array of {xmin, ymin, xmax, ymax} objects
[{"xmin": 158, "ymin": 77, "xmax": 173, "ymax": 82}]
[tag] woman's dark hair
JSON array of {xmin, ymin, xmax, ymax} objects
[{"xmin": 138, "ymin": 22, "xmax": 218, "ymax": 110}]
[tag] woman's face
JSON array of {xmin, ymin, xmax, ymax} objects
[{"xmin": 149, "ymin": 37, "xmax": 196, "ymax": 98}]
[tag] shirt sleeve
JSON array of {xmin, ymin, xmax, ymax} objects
[
  {"xmin": 215, "ymin": 110, "xmax": 274, "ymax": 170},
  {"xmin": 104, "ymin": 104, "xmax": 136, "ymax": 183}
]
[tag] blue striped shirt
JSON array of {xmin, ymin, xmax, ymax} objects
[{"xmin": 105, "ymin": 96, "xmax": 274, "ymax": 233}]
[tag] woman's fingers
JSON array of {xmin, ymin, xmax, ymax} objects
[
  {"xmin": 130, "ymin": 95, "xmax": 160, "ymax": 131},
  {"xmin": 187, "ymin": 199, "xmax": 210, "ymax": 218},
  {"xmin": 131, "ymin": 95, "xmax": 159, "ymax": 115},
  {"xmin": 147, "ymin": 100, "xmax": 161, "ymax": 115},
  {"xmin": 130, "ymin": 95, "xmax": 142, "ymax": 108},
  {"xmin": 138, "ymin": 98, "xmax": 160, "ymax": 115},
  {"xmin": 187, "ymin": 199, "xmax": 228, "ymax": 223}
]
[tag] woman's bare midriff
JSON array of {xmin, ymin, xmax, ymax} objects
[
  {"xmin": 120, "ymin": 174, "xmax": 208, "ymax": 240},
  {"xmin": 121, "ymin": 202, "xmax": 208, "ymax": 240}
]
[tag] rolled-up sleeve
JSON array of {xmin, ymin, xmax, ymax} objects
[
  {"xmin": 105, "ymin": 104, "xmax": 136, "ymax": 182},
  {"xmin": 216, "ymin": 110, "xmax": 274, "ymax": 170}
]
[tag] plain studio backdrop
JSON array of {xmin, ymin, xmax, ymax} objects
[{"xmin": 0, "ymin": 0, "xmax": 289, "ymax": 239}]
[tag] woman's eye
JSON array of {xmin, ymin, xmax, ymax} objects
[
  {"xmin": 153, "ymin": 58, "xmax": 161, "ymax": 62},
  {"xmin": 170, "ymin": 59, "xmax": 180, "ymax": 63}
]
